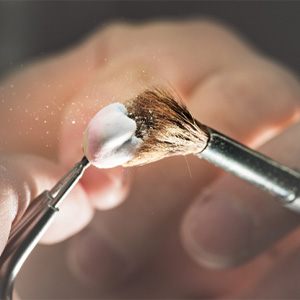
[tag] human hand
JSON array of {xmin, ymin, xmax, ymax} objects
[{"xmin": 1, "ymin": 20, "xmax": 300, "ymax": 298}]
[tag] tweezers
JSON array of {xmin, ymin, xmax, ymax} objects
[{"xmin": 0, "ymin": 156, "xmax": 90, "ymax": 300}]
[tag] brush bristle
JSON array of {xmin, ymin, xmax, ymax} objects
[{"xmin": 123, "ymin": 88, "xmax": 209, "ymax": 166}]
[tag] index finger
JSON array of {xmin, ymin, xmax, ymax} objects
[{"xmin": 0, "ymin": 33, "xmax": 98, "ymax": 157}]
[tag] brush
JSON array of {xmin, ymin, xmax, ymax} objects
[{"xmin": 84, "ymin": 88, "xmax": 300, "ymax": 212}]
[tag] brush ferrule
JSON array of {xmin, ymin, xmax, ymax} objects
[{"xmin": 198, "ymin": 129, "xmax": 300, "ymax": 212}]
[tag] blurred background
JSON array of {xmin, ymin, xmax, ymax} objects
[
  {"xmin": 1, "ymin": 1, "xmax": 300, "ymax": 299},
  {"xmin": 0, "ymin": 1, "xmax": 300, "ymax": 78}
]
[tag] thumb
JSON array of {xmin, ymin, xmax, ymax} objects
[{"xmin": 181, "ymin": 122, "xmax": 300, "ymax": 269}]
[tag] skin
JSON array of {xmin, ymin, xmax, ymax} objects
[{"xmin": 0, "ymin": 20, "xmax": 300, "ymax": 298}]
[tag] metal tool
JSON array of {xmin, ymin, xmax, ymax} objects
[{"xmin": 0, "ymin": 156, "xmax": 90, "ymax": 300}]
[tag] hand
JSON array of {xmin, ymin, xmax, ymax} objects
[{"xmin": 1, "ymin": 20, "xmax": 300, "ymax": 299}]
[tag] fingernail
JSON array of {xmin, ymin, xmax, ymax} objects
[
  {"xmin": 182, "ymin": 191, "xmax": 254, "ymax": 268},
  {"xmin": 81, "ymin": 166, "xmax": 130, "ymax": 210},
  {"xmin": 68, "ymin": 227, "xmax": 132, "ymax": 290}
]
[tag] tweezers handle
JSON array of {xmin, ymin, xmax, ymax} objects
[
  {"xmin": 0, "ymin": 157, "xmax": 89, "ymax": 299},
  {"xmin": 0, "ymin": 191, "xmax": 57, "ymax": 300}
]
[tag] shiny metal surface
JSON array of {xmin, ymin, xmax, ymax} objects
[
  {"xmin": 0, "ymin": 157, "xmax": 89, "ymax": 300},
  {"xmin": 199, "ymin": 129, "xmax": 300, "ymax": 211}
]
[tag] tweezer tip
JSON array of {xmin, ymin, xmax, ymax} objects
[
  {"xmin": 80, "ymin": 156, "xmax": 90, "ymax": 168},
  {"xmin": 49, "ymin": 156, "xmax": 90, "ymax": 203}
]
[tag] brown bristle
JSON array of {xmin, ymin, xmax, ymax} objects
[{"xmin": 124, "ymin": 88, "xmax": 209, "ymax": 166}]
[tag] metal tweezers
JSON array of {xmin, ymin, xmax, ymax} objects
[{"xmin": 0, "ymin": 156, "xmax": 90, "ymax": 300}]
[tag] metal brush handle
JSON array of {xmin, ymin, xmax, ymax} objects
[{"xmin": 199, "ymin": 129, "xmax": 300, "ymax": 211}]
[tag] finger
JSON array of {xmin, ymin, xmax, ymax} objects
[
  {"xmin": 0, "ymin": 36, "xmax": 100, "ymax": 158},
  {"xmin": 0, "ymin": 155, "xmax": 93, "ymax": 251},
  {"xmin": 79, "ymin": 165, "xmax": 130, "ymax": 210},
  {"xmin": 40, "ymin": 183, "xmax": 93, "ymax": 244},
  {"xmin": 188, "ymin": 52, "xmax": 300, "ymax": 146},
  {"xmin": 182, "ymin": 121, "xmax": 300, "ymax": 269}
]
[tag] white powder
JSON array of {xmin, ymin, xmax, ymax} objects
[{"xmin": 83, "ymin": 103, "xmax": 141, "ymax": 168}]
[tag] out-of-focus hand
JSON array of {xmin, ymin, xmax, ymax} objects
[{"xmin": 1, "ymin": 20, "xmax": 300, "ymax": 299}]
